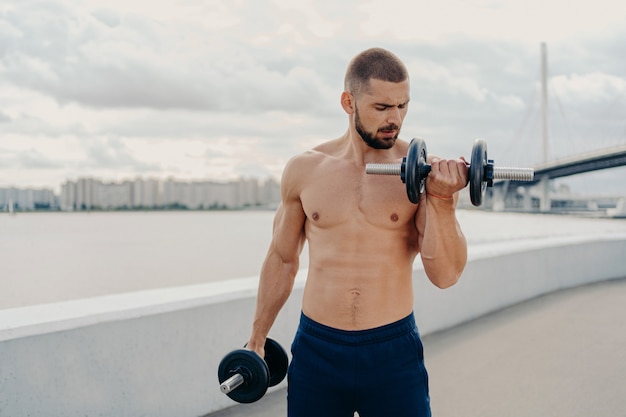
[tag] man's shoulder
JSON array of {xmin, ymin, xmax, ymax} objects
[
  {"xmin": 286, "ymin": 149, "xmax": 325, "ymax": 168},
  {"xmin": 281, "ymin": 140, "xmax": 340, "ymax": 186}
]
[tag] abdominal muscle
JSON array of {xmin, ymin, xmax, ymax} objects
[{"xmin": 301, "ymin": 222, "xmax": 418, "ymax": 330}]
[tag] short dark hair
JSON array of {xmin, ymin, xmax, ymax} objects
[{"xmin": 344, "ymin": 48, "xmax": 409, "ymax": 97}]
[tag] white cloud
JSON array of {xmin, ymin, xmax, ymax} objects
[
  {"xmin": 0, "ymin": 0, "xmax": 625, "ymax": 196},
  {"xmin": 358, "ymin": 0, "xmax": 626, "ymax": 44},
  {"xmin": 551, "ymin": 72, "xmax": 626, "ymax": 103}
]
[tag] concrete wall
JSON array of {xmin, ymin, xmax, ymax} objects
[{"xmin": 1, "ymin": 234, "xmax": 625, "ymax": 416}]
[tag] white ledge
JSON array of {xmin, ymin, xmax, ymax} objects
[{"xmin": 1, "ymin": 234, "xmax": 625, "ymax": 343}]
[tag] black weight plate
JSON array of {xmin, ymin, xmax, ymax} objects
[
  {"xmin": 218, "ymin": 349, "xmax": 269, "ymax": 403},
  {"xmin": 470, "ymin": 138, "xmax": 488, "ymax": 206},
  {"xmin": 406, "ymin": 138, "xmax": 428, "ymax": 204},
  {"xmin": 264, "ymin": 338, "xmax": 289, "ymax": 387}
]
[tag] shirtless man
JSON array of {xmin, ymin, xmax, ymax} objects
[{"xmin": 246, "ymin": 48, "xmax": 468, "ymax": 417}]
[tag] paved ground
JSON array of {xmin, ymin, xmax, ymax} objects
[{"xmin": 208, "ymin": 278, "xmax": 626, "ymax": 417}]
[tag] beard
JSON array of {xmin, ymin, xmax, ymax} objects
[{"xmin": 355, "ymin": 105, "xmax": 400, "ymax": 150}]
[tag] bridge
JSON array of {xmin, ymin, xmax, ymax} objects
[
  {"xmin": 487, "ymin": 144, "xmax": 626, "ymax": 212},
  {"xmin": 484, "ymin": 43, "xmax": 626, "ymax": 213},
  {"xmin": 532, "ymin": 144, "xmax": 626, "ymax": 179}
]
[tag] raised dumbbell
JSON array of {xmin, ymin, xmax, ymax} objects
[
  {"xmin": 217, "ymin": 338, "xmax": 289, "ymax": 404},
  {"xmin": 365, "ymin": 138, "xmax": 535, "ymax": 206}
]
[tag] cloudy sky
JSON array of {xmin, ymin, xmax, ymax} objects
[{"xmin": 1, "ymin": 0, "xmax": 626, "ymax": 195}]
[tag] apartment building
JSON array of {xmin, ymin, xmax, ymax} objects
[
  {"xmin": 59, "ymin": 177, "xmax": 280, "ymax": 211},
  {"xmin": 0, "ymin": 187, "xmax": 58, "ymax": 211}
]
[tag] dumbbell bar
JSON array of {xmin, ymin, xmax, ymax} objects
[
  {"xmin": 217, "ymin": 338, "xmax": 289, "ymax": 404},
  {"xmin": 365, "ymin": 138, "xmax": 534, "ymax": 206}
]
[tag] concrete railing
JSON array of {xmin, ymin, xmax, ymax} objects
[{"xmin": 1, "ymin": 234, "xmax": 625, "ymax": 416}]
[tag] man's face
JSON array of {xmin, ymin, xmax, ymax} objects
[{"xmin": 353, "ymin": 79, "xmax": 410, "ymax": 149}]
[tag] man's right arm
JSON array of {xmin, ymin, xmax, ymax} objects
[{"xmin": 246, "ymin": 158, "xmax": 307, "ymax": 357}]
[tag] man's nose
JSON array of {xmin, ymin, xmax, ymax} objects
[{"xmin": 387, "ymin": 107, "xmax": 401, "ymax": 125}]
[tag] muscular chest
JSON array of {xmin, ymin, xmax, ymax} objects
[{"xmin": 300, "ymin": 163, "xmax": 416, "ymax": 229}]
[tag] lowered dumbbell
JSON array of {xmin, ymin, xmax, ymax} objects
[
  {"xmin": 217, "ymin": 338, "xmax": 289, "ymax": 404},
  {"xmin": 365, "ymin": 138, "xmax": 535, "ymax": 206}
]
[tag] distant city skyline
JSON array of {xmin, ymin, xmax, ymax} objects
[
  {"xmin": 0, "ymin": 175, "xmax": 280, "ymax": 211},
  {"xmin": 0, "ymin": 172, "xmax": 279, "ymax": 193}
]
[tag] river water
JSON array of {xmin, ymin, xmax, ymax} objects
[{"xmin": 2, "ymin": 210, "xmax": 626, "ymax": 309}]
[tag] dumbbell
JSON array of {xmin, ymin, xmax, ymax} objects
[
  {"xmin": 217, "ymin": 338, "xmax": 289, "ymax": 404},
  {"xmin": 365, "ymin": 138, "xmax": 535, "ymax": 206}
]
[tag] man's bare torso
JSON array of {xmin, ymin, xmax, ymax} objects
[{"xmin": 296, "ymin": 138, "xmax": 421, "ymax": 330}]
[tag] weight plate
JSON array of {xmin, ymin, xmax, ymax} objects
[
  {"xmin": 469, "ymin": 138, "xmax": 488, "ymax": 206},
  {"xmin": 218, "ymin": 349, "xmax": 269, "ymax": 403},
  {"xmin": 264, "ymin": 338, "xmax": 289, "ymax": 387},
  {"xmin": 406, "ymin": 138, "xmax": 428, "ymax": 204}
]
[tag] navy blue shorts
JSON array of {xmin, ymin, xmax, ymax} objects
[{"xmin": 287, "ymin": 312, "xmax": 431, "ymax": 417}]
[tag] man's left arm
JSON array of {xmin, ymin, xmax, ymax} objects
[{"xmin": 416, "ymin": 157, "xmax": 468, "ymax": 288}]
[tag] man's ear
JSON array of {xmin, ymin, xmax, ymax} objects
[{"xmin": 340, "ymin": 91, "xmax": 355, "ymax": 114}]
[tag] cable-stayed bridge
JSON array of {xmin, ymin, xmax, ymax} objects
[{"xmin": 485, "ymin": 43, "xmax": 626, "ymax": 214}]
